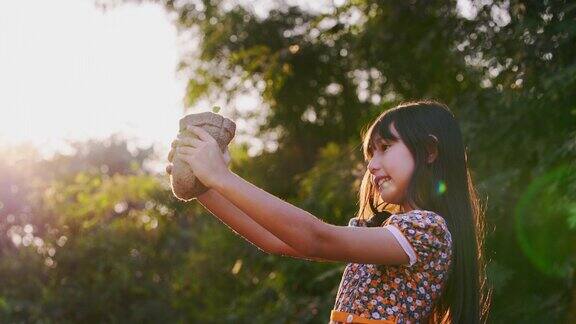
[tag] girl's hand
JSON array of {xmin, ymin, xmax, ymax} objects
[
  {"xmin": 171, "ymin": 125, "xmax": 232, "ymax": 189},
  {"xmin": 166, "ymin": 139, "xmax": 231, "ymax": 175}
]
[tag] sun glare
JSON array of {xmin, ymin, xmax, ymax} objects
[{"xmin": 0, "ymin": 0, "xmax": 186, "ymax": 163}]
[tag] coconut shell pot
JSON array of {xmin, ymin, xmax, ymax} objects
[{"xmin": 170, "ymin": 112, "xmax": 236, "ymax": 201}]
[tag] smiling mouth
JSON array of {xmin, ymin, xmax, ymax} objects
[{"xmin": 377, "ymin": 177, "xmax": 392, "ymax": 189}]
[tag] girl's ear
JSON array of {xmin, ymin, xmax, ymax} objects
[{"xmin": 426, "ymin": 134, "xmax": 439, "ymax": 164}]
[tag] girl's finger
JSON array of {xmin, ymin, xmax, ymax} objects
[
  {"xmin": 176, "ymin": 146, "xmax": 195, "ymax": 155},
  {"xmin": 187, "ymin": 125, "xmax": 213, "ymax": 142},
  {"xmin": 168, "ymin": 148, "xmax": 175, "ymax": 162},
  {"xmin": 166, "ymin": 164, "xmax": 173, "ymax": 175},
  {"xmin": 223, "ymin": 149, "xmax": 231, "ymax": 165},
  {"xmin": 176, "ymin": 154, "xmax": 193, "ymax": 165},
  {"xmin": 177, "ymin": 132, "xmax": 199, "ymax": 141},
  {"xmin": 177, "ymin": 136, "xmax": 203, "ymax": 148}
]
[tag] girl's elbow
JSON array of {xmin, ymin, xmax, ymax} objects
[
  {"xmin": 271, "ymin": 218, "xmax": 324, "ymax": 257},
  {"xmin": 296, "ymin": 244, "xmax": 316, "ymax": 258},
  {"xmin": 271, "ymin": 240, "xmax": 313, "ymax": 259},
  {"xmin": 306, "ymin": 219, "xmax": 328, "ymax": 258},
  {"xmin": 274, "ymin": 243, "xmax": 311, "ymax": 259},
  {"xmin": 260, "ymin": 246, "xmax": 276, "ymax": 255},
  {"xmin": 266, "ymin": 243, "xmax": 287, "ymax": 256}
]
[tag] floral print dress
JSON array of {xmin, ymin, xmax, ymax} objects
[{"xmin": 330, "ymin": 210, "xmax": 453, "ymax": 324}]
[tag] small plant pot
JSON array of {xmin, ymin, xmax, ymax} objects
[{"xmin": 170, "ymin": 112, "xmax": 236, "ymax": 200}]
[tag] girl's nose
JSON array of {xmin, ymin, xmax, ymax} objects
[{"xmin": 367, "ymin": 158, "xmax": 379, "ymax": 174}]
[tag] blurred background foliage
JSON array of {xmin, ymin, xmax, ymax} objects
[{"xmin": 1, "ymin": 0, "xmax": 575, "ymax": 322}]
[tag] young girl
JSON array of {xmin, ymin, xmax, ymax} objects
[{"xmin": 167, "ymin": 100, "xmax": 490, "ymax": 323}]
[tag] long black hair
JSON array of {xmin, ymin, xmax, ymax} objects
[{"xmin": 356, "ymin": 100, "xmax": 491, "ymax": 323}]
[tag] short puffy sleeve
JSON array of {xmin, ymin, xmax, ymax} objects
[{"xmin": 383, "ymin": 210, "xmax": 452, "ymax": 267}]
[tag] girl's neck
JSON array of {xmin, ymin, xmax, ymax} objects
[
  {"xmin": 400, "ymin": 203, "xmax": 413, "ymax": 213},
  {"xmin": 400, "ymin": 202, "xmax": 422, "ymax": 213}
]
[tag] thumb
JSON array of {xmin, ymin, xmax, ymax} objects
[{"xmin": 223, "ymin": 148, "xmax": 231, "ymax": 165}]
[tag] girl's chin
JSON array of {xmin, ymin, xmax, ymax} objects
[
  {"xmin": 377, "ymin": 182, "xmax": 395, "ymax": 193},
  {"xmin": 377, "ymin": 183, "xmax": 398, "ymax": 199}
]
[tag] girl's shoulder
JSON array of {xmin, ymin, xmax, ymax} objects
[
  {"xmin": 389, "ymin": 209, "xmax": 452, "ymax": 244},
  {"xmin": 392, "ymin": 209, "xmax": 448, "ymax": 226},
  {"xmin": 347, "ymin": 209, "xmax": 449, "ymax": 230}
]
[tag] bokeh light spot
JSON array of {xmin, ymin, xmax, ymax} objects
[
  {"xmin": 515, "ymin": 165, "xmax": 576, "ymax": 278},
  {"xmin": 436, "ymin": 180, "xmax": 447, "ymax": 196}
]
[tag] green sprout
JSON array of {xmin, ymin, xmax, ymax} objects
[{"xmin": 212, "ymin": 106, "xmax": 221, "ymax": 114}]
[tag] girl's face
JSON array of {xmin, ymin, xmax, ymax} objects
[{"xmin": 367, "ymin": 122, "xmax": 416, "ymax": 212}]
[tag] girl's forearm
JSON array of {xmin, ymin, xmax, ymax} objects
[
  {"xmin": 213, "ymin": 171, "xmax": 322, "ymax": 256},
  {"xmin": 197, "ymin": 188, "xmax": 292, "ymax": 254}
]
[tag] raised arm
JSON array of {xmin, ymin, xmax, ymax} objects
[
  {"xmin": 171, "ymin": 132, "xmax": 411, "ymax": 266},
  {"xmin": 195, "ymin": 188, "xmax": 333, "ymax": 262},
  {"xmin": 167, "ymin": 143, "xmax": 329, "ymax": 261},
  {"xmin": 211, "ymin": 172, "xmax": 412, "ymax": 265}
]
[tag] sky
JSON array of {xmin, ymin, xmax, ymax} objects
[{"xmin": 0, "ymin": 0, "xmax": 191, "ymax": 168}]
